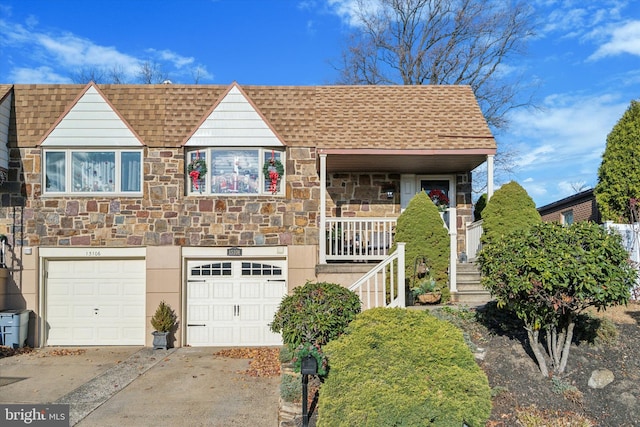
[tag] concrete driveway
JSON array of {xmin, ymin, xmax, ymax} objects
[{"xmin": 0, "ymin": 347, "xmax": 280, "ymax": 426}]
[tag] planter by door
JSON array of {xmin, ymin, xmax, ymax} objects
[
  {"xmin": 417, "ymin": 292, "xmax": 441, "ymax": 304},
  {"xmin": 152, "ymin": 331, "xmax": 170, "ymax": 350}
]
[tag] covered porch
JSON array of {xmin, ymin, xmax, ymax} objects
[{"xmin": 316, "ymin": 149, "xmax": 494, "ymax": 307}]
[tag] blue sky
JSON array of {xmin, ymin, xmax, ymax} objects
[{"xmin": 1, "ymin": 0, "xmax": 639, "ymax": 207}]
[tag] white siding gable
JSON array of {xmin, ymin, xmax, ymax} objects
[
  {"xmin": 0, "ymin": 91, "xmax": 12, "ymax": 173},
  {"xmin": 41, "ymin": 86, "xmax": 143, "ymax": 147},
  {"xmin": 185, "ymin": 86, "xmax": 284, "ymax": 147}
]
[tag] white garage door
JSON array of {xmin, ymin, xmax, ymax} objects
[
  {"xmin": 46, "ymin": 259, "xmax": 146, "ymax": 346},
  {"xmin": 186, "ymin": 259, "xmax": 287, "ymax": 346}
]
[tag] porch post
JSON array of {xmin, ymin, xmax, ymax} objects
[
  {"xmin": 319, "ymin": 153, "xmax": 327, "ymax": 264},
  {"xmin": 487, "ymin": 154, "xmax": 494, "ymax": 200},
  {"xmin": 449, "ymin": 207, "xmax": 457, "ymax": 294},
  {"xmin": 397, "ymin": 242, "xmax": 406, "ymax": 308}
]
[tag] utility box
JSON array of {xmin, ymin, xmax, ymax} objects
[{"xmin": 0, "ymin": 309, "xmax": 31, "ymax": 348}]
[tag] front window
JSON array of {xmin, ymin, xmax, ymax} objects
[
  {"xmin": 186, "ymin": 148, "xmax": 285, "ymax": 196},
  {"xmin": 561, "ymin": 210, "xmax": 574, "ymax": 225},
  {"xmin": 44, "ymin": 149, "xmax": 143, "ymax": 195}
]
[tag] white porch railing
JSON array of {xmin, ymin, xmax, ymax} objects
[
  {"xmin": 349, "ymin": 243, "xmax": 405, "ymax": 310},
  {"xmin": 466, "ymin": 219, "xmax": 483, "ymax": 261},
  {"xmin": 325, "ymin": 218, "xmax": 396, "ymax": 262}
]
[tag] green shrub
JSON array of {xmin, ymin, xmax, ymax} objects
[
  {"xmin": 317, "ymin": 308, "xmax": 491, "ymax": 427},
  {"xmin": 478, "ymin": 221, "xmax": 635, "ymax": 376},
  {"xmin": 279, "ymin": 345, "xmax": 294, "ymax": 364},
  {"xmin": 269, "ymin": 281, "xmax": 361, "ymax": 349},
  {"xmin": 280, "ymin": 372, "xmax": 302, "ymax": 403},
  {"xmin": 481, "ymin": 181, "xmax": 540, "ymax": 245},
  {"xmin": 390, "ymin": 191, "xmax": 450, "ymax": 297}
]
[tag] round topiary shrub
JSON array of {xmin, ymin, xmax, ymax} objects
[
  {"xmin": 481, "ymin": 181, "xmax": 540, "ymax": 245},
  {"xmin": 269, "ymin": 281, "xmax": 361, "ymax": 349},
  {"xmin": 318, "ymin": 308, "xmax": 491, "ymax": 427}
]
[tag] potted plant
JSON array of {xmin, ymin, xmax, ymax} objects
[
  {"xmin": 150, "ymin": 301, "xmax": 177, "ymax": 350},
  {"xmin": 411, "ymin": 277, "xmax": 441, "ymax": 304}
]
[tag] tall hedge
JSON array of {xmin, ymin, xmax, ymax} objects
[
  {"xmin": 481, "ymin": 181, "xmax": 541, "ymax": 244},
  {"xmin": 594, "ymin": 99, "xmax": 640, "ymax": 223},
  {"xmin": 318, "ymin": 308, "xmax": 491, "ymax": 427},
  {"xmin": 389, "ymin": 191, "xmax": 450, "ymax": 291}
]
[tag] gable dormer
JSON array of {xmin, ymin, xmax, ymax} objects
[
  {"xmin": 40, "ymin": 83, "xmax": 144, "ymax": 195},
  {"xmin": 40, "ymin": 83, "xmax": 144, "ymax": 147},
  {"xmin": 184, "ymin": 83, "xmax": 284, "ymax": 148},
  {"xmin": 182, "ymin": 83, "xmax": 286, "ymax": 196}
]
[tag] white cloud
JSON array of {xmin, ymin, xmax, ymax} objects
[
  {"xmin": 505, "ymin": 92, "xmax": 629, "ymax": 206},
  {"xmin": 147, "ymin": 49, "xmax": 194, "ymax": 69},
  {"xmin": 0, "ymin": 16, "xmax": 210, "ymax": 83},
  {"xmin": 9, "ymin": 66, "xmax": 72, "ymax": 84},
  {"xmin": 589, "ymin": 20, "xmax": 640, "ymax": 59}
]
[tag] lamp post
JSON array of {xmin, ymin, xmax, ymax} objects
[{"xmin": 300, "ymin": 354, "xmax": 318, "ymax": 427}]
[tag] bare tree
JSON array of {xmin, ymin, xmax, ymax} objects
[
  {"xmin": 336, "ymin": 0, "xmax": 535, "ymax": 130},
  {"xmin": 70, "ymin": 67, "xmax": 106, "ymax": 84},
  {"xmin": 137, "ymin": 60, "xmax": 169, "ymax": 84}
]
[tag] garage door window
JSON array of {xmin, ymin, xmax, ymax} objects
[
  {"xmin": 241, "ymin": 262, "xmax": 282, "ymax": 276},
  {"xmin": 190, "ymin": 262, "xmax": 232, "ymax": 276}
]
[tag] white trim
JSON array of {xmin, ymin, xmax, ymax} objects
[{"xmin": 181, "ymin": 246, "xmax": 287, "ymax": 258}]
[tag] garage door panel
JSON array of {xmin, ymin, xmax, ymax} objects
[
  {"xmin": 240, "ymin": 282, "xmax": 261, "ymax": 299},
  {"xmin": 213, "ymin": 281, "xmax": 234, "ymax": 299},
  {"xmin": 46, "ymin": 259, "xmax": 145, "ymax": 346},
  {"xmin": 188, "ymin": 281, "xmax": 209, "ymax": 299},
  {"xmin": 212, "ymin": 305, "xmax": 234, "ymax": 321},
  {"xmin": 188, "ymin": 304, "xmax": 210, "ymax": 322},
  {"xmin": 239, "ymin": 305, "xmax": 260, "ymax": 321},
  {"xmin": 187, "ymin": 259, "xmax": 286, "ymax": 347}
]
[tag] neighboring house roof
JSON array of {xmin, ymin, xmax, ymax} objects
[{"xmin": 538, "ymin": 189, "xmax": 601, "ymax": 223}]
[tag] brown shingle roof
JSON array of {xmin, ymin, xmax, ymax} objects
[{"xmin": 8, "ymin": 84, "xmax": 495, "ymax": 150}]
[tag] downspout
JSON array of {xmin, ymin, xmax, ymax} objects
[
  {"xmin": 449, "ymin": 207, "xmax": 457, "ymax": 294},
  {"xmin": 487, "ymin": 154, "xmax": 494, "ymax": 200},
  {"xmin": 319, "ymin": 153, "xmax": 327, "ymax": 264}
]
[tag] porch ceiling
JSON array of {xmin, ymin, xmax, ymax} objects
[{"xmin": 321, "ymin": 153, "xmax": 490, "ymax": 174}]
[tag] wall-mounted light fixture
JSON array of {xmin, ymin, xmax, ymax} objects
[{"xmin": 385, "ymin": 184, "xmax": 396, "ymax": 199}]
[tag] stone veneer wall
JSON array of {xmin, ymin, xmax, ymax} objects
[
  {"xmin": 326, "ymin": 173, "xmax": 401, "ymax": 218},
  {"xmin": 325, "ymin": 171, "xmax": 474, "ymax": 256},
  {"xmin": 0, "ymin": 146, "xmax": 320, "ymax": 248}
]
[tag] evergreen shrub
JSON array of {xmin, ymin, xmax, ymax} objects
[
  {"xmin": 481, "ymin": 181, "xmax": 540, "ymax": 245},
  {"xmin": 389, "ymin": 191, "xmax": 450, "ymax": 298},
  {"xmin": 269, "ymin": 281, "xmax": 361, "ymax": 349},
  {"xmin": 317, "ymin": 308, "xmax": 491, "ymax": 427}
]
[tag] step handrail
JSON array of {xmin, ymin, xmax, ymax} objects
[{"xmin": 349, "ymin": 243, "xmax": 405, "ymax": 310}]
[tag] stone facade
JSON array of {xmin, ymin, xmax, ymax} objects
[{"xmin": 0, "ymin": 147, "xmax": 321, "ymax": 248}]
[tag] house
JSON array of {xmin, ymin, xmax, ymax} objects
[
  {"xmin": 538, "ymin": 189, "xmax": 600, "ymax": 225},
  {"xmin": 0, "ymin": 82, "xmax": 496, "ymax": 348}
]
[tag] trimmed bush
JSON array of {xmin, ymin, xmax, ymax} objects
[
  {"xmin": 390, "ymin": 191, "xmax": 450, "ymax": 297},
  {"xmin": 269, "ymin": 281, "xmax": 361, "ymax": 349},
  {"xmin": 481, "ymin": 181, "xmax": 540, "ymax": 245},
  {"xmin": 318, "ymin": 308, "xmax": 491, "ymax": 427}
]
